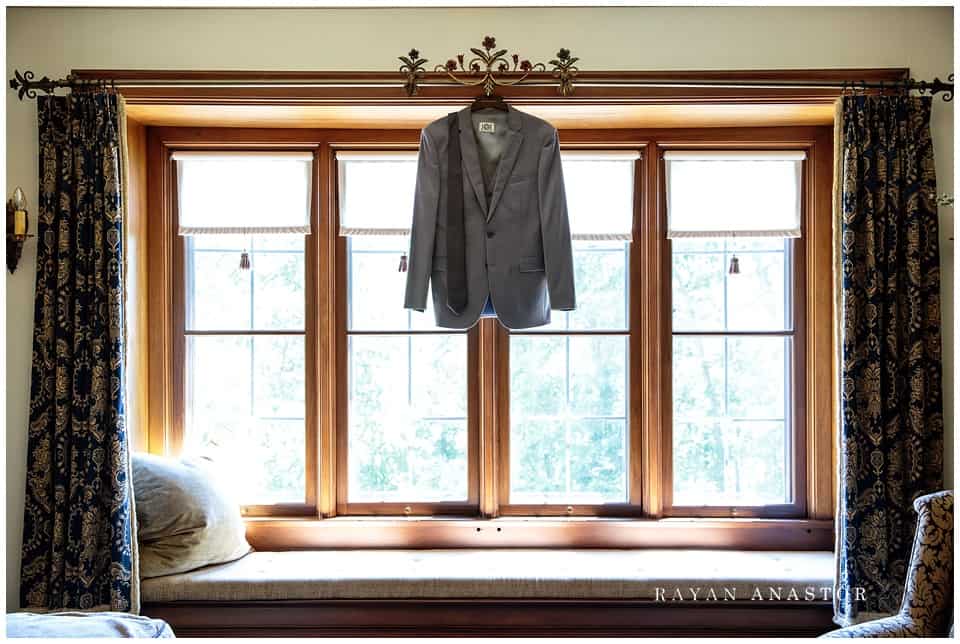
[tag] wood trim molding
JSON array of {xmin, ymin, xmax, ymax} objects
[
  {"xmin": 146, "ymin": 127, "xmax": 174, "ymax": 455},
  {"xmin": 123, "ymin": 116, "xmax": 150, "ymax": 453},
  {"xmin": 142, "ymin": 598, "xmax": 835, "ymax": 637},
  {"xmin": 806, "ymin": 127, "xmax": 837, "ymax": 521}
]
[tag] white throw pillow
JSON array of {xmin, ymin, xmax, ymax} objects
[{"xmin": 133, "ymin": 453, "xmax": 251, "ymax": 578}]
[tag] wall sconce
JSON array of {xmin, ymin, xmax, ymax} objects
[{"xmin": 7, "ymin": 187, "xmax": 33, "ymax": 273}]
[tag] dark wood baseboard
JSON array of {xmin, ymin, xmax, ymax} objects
[{"xmin": 143, "ymin": 599, "xmax": 836, "ymax": 637}]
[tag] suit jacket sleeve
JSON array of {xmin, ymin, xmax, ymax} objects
[
  {"xmin": 537, "ymin": 130, "xmax": 576, "ymax": 311},
  {"xmin": 404, "ymin": 128, "xmax": 441, "ymax": 312}
]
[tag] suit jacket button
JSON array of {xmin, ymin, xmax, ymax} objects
[{"xmin": 486, "ymin": 231, "xmax": 495, "ymax": 239}]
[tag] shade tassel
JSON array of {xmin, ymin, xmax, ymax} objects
[
  {"xmin": 398, "ymin": 253, "xmax": 408, "ymax": 273},
  {"xmin": 239, "ymin": 250, "xmax": 251, "ymax": 271},
  {"xmin": 728, "ymin": 254, "xmax": 740, "ymax": 275}
]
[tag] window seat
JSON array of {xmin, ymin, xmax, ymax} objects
[
  {"xmin": 142, "ymin": 548, "xmax": 834, "ymax": 602},
  {"xmin": 140, "ymin": 549, "xmax": 837, "ymax": 636}
]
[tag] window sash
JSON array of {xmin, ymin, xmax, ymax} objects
[
  {"xmin": 666, "ymin": 236, "xmax": 802, "ymax": 514},
  {"xmin": 181, "ymin": 238, "xmax": 310, "ymax": 506}
]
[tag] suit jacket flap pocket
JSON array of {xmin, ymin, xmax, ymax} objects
[{"xmin": 518, "ymin": 257, "xmax": 545, "ymax": 272}]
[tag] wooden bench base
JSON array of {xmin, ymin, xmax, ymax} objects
[{"xmin": 143, "ymin": 599, "xmax": 836, "ymax": 637}]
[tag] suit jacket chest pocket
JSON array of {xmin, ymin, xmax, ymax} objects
[{"xmin": 504, "ymin": 174, "xmax": 536, "ymax": 215}]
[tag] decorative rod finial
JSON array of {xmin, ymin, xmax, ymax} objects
[{"xmin": 10, "ymin": 70, "xmax": 38, "ymax": 101}]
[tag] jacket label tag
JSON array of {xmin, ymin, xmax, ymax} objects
[{"xmin": 478, "ymin": 122, "xmax": 496, "ymax": 134}]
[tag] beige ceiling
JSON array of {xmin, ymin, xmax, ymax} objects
[{"xmin": 125, "ymin": 102, "xmax": 836, "ymax": 129}]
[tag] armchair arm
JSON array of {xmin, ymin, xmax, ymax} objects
[{"xmin": 821, "ymin": 614, "xmax": 918, "ymax": 638}]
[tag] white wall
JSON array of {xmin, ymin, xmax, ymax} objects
[{"xmin": 5, "ymin": 6, "xmax": 954, "ymax": 610}]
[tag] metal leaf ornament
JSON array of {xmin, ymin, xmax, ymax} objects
[{"xmin": 436, "ymin": 36, "xmax": 547, "ymax": 97}]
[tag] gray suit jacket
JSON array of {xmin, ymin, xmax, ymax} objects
[{"xmin": 403, "ymin": 105, "xmax": 576, "ymax": 330}]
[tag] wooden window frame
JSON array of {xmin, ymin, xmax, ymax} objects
[
  {"xmin": 335, "ymin": 235, "xmax": 482, "ymax": 517},
  {"xmin": 146, "ymin": 124, "xmax": 836, "ymax": 546},
  {"xmin": 494, "ymin": 149, "xmax": 641, "ymax": 517},
  {"xmin": 659, "ymin": 146, "xmax": 808, "ymax": 520},
  {"xmin": 162, "ymin": 143, "xmax": 322, "ymax": 517}
]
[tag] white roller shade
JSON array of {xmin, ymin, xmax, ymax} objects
[
  {"xmin": 337, "ymin": 151, "xmax": 418, "ymax": 236},
  {"xmin": 175, "ymin": 151, "xmax": 313, "ymax": 235},
  {"xmin": 337, "ymin": 149, "xmax": 639, "ymax": 240},
  {"xmin": 563, "ymin": 150, "xmax": 639, "ymax": 241},
  {"xmin": 664, "ymin": 150, "xmax": 805, "ymax": 239}
]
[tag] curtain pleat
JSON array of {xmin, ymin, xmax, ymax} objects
[
  {"xmin": 20, "ymin": 90, "xmax": 137, "ymax": 612},
  {"xmin": 834, "ymin": 94, "xmax": 944, "ymax": 625}
]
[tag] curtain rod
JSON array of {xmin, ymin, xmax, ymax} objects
[
  {"xmin": 9, "ymin": 70, "xmax": 956, "ymax": 102},
  {"xmin": 9, "ymin": 69, "xmax": 956, "ymax": 102}
]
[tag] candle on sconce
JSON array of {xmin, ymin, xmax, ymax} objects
[
  {"xmin": 11, "ymin": 187, "xmax": 27, "ymax": 239},
  {"xmin": 14, "ymin": 209, "xmax": 26, "ymax": 237},
  {"xmin": 7, "ymin": 186, "xmax": 30, "ymax": 273}
]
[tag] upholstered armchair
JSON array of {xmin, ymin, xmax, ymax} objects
[{"xmin": 822, "ymin": 490, "xmax": 953, "ymax": 638}]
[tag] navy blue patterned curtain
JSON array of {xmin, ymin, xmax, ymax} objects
[
  {"xmin": 835, "ymin": 94, "xmax": 944, "ymax": 624},
  {"xmin": 20, "ymin": 90, "xmax": 137, "ymax": 611}
]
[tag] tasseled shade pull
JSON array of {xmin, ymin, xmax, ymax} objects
[
  {"xmin": 239, "ymin": 249, "xmax": 251, "ymax": 271},
  {"xmin": 728, "ymin": 254, "xmax": 740, "ymax": 275},
  {"xmin": 398, "ymin": 253, "xmax": 408, "ymax": 273}
]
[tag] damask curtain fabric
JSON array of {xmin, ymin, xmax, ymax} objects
[
  {"xmin": 834, "ymin": 95, "xmax": 944, "ymax": 625},
  {"xmin": 20, "ymin": 90, "xmax": 138, "ymax": 612}
]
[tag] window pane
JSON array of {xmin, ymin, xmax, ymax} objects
[
  {"xmin": 184, "ymin": 335, "xmax": 306, "ymax": 504},
  {"xmin": 673, "ymin": 420, "xmax": 787, "ymax": 506},
  {"xmin": 186, "ymin": 235, "xmax": 305, "ymax": 331},
  {"xmin": 252, "ymin": 250, "xmax": 305, "ymax": 329},
  {"xmin": 671, "ymin": 244, "xmax": 725, "ymax": 331},
  {"xmin": 672, "ymin": 238, "xmax": 789, "ymax": 332},
  {"xmin": 726, "ymin": 248, "xmax": 788, "ymax": 331},
  {"xmin": 348, "ymin": 334, "xmax": 468, "ymax": 502},
  {"xmin": 569, "ymin": 241, "xmax": 628, "ymax": 331},
  {"xmin": 186, "ymin": 243, "xmax": 251, "ymax": 330},
  {"xmin": 510, "ymin": 335, "xmax": 628, "ymax": 504},
  {"xmin": 523, "ymin": 240, "xmax": 628, "ymax": 332},
  {"xmin": 672, "ymin": 336, "xmax": 790, "ymax": 506},
  {"xmin": 348, "ymin": 236, "xmax": 440, "ymax": 331}
]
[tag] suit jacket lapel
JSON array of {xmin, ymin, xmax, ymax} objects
[
  {"xmin": 486, "ymin": 127, "xmax": 523, "ymax": 222},
  {"xmin": 457, "ymin": 108, "xmax": 487, "ymax": 215}
]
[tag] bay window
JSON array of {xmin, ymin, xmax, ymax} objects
[{"xmin": 151, "ymin": 126, "xmax": 831, "ymax": 543}]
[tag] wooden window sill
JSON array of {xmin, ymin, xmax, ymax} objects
[{"xmin": 243, "ymin": 516, "xmax": 833, "ymax": 550}]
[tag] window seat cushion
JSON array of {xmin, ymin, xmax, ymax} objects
[{"xmin": 141, "ymin": 549, "xmax": 834, "ymax": 602}]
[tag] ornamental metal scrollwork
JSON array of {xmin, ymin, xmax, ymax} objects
[
  {"xmin": 9, "ymin": 69, "xmax": 113, "ymax": 100},
  {"xmin": 398, "ymin": 49, "xmax": 427, "ymax": 97},
  {"xmin": 398, "ymin": 36, "xmax": 577, "ymax": 97},
  {"xmin": 549, "ymin": 48, "xmax": 579, "ymax": 97}
]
